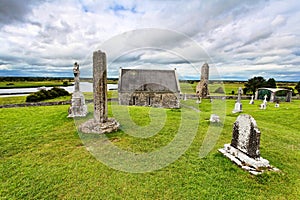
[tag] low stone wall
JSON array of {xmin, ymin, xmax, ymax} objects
[
  {"xmin": 0, "ymin": 100, "xmax": 72, "ymax": 108},
  {"xmin": 0, "ymin": 99, "xmax": 119, "ymax": 109}
]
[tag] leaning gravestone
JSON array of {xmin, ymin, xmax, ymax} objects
[
  {"xmin": 249, "ymin": 95, "xmax": 254, "ymax": 104},
  {"xmin": 79, "ymin": 50, "xmax": 119, "ymax": 134},
  {"xmin": 219, "ymin": 114, "xmax": 278, "ymax": 175},
  {"xmin": 68, "ymin": 62, "xmax": 88, "ymax": 118}
]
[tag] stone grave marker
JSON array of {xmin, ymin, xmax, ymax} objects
[
  {"xmin": 249, "ymin": 95, "xmax": 254, "ymax": 104},
  {"xmin": 219, "ymin": 114, "xmax": 279, "ymax": 175},
  {"xmin": 260, "ymin": 94, "xmax": 268, "ymax": 110},
  {"xmin": 68, "ymin": 62, "xmax": 88, "ymax": 118},
  {"xmin": 209, "ymin": 114, "xmax": 220, "ymax": 123},
  {"xmin": 232, "ymin": 87, "xmax": 243, "ymax": 113}
]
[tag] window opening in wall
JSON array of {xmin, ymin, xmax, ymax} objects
[{"xmin": 132, "ymin": 96, "xmax": 137, "ymax": 105}]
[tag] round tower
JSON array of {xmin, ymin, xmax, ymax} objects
[{"xmin": 201, "ymin": 63, "xmax": 209, "ymax": 81}]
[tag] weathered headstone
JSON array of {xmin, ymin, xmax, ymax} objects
[
  {"xmin": 219, "ymin": 114, "xmax": 278, "ymax": 175},
  {"xmin": 249, "ymin": 95, "xmax": 254, "ymax": 104},
  {"xmin": 79, "ymin": 50, "xmax": 119, "ymax": 134},
  {"xmin": 68, "ymin": 62, "xmax": 88, "ymax": 118},
  {"xmin": 232, "ymin": 87, "xmax": 243, "ymax": 113}
]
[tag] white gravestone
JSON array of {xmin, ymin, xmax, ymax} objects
[
  {"xmin": 209, "ymin": 114, "xmax": 220, "ymax": 123},
  {"xmin": 249, "ymin": 95, "xmax": 254, "ymax": 104},
  {"xmin": 260, "ymin": 95, "xmax": 268, "ymax": 110},
  {"xmin": 232, "ymin": 87, "xmax": 243, "ymax": 113}
]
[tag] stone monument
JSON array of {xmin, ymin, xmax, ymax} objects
[
  {"xmin": 260, "ymin": 95, "xmax": 267, "ymax": 110},
  {"xmin": 219, "ymin": 114, "xmax": 279, "ymax": 175},
  {"xmin": 79, "ymin": 50, "xmax": 119, "ymax": 134},
  {"xmin": 68, "ymin": 62, "xmax": 88, "ymax": 118},
  {"xmin": 209, "ymin": 114, "xmax": 220, "ymax": 123},
  {"xmin": 249, "ymin": 95, "xmax": 254, "ymax": 104},
  {"xmin": 196, "ymin": 63, "xmax": 209, "ymax": 98},
  {"xmin": 232, "ymin": 87, "xmax": 243, "ymax": 113}
]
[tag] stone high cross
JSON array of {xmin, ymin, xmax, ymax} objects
[{"xmin": 79, "ymin": 50, "xmax": 119, "ymax": 134}]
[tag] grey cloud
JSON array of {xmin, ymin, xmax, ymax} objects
[{"xmin": 0, "ymin": 0, "xmax": 42, "ymax": 27}]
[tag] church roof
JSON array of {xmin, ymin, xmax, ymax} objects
[{"xmin": 118, "ymin": 68, "xmax": 181, "ymax": 93}]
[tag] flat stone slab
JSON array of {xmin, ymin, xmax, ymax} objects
[
  {"xmin": 219, "ymin": 144, "xmax": 279, "ymax": 175},
  {"xmin": 79, "ymin": 118, "xmax": 119, "ymax": 134}
]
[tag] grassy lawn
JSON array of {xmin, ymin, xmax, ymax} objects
[{"xmin": 0, "ymin": 97, "xmax": 299, "ymax": 199}]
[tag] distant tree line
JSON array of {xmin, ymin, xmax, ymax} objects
[
  {"xmin": 0, "ymin": 77, "xmax": 73, "ymax": 82},
  {"xmin": 26, "ymin": 87, "xmax": 70, "ymax": 102},
  {"xmin": 244, "ymin": 76, "xmax": 300, "ymax": 95}
]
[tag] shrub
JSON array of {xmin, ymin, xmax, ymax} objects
[
  {"xmin": 26, "ymin": 87, "xmax": 69, "ymax": 102},
  {"xmin": 214, "ymin": 87, "xmax": 225, "ymax": 94}
]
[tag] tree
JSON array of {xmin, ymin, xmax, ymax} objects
[
  {"xmin": 295, "ymin": 81, "xmax": 300, "ymax": 94},
  {"xmin": 265, "ymin": 78, "xmax": 276, "ymax": 88},
  {"xmin": 244, "ymin": 76, "xmax": 266, "ymax": 94}
]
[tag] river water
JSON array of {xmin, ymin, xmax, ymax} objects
[{"xmin": 0, "ymin": 82, "xmax": 118, "ymax": 97}]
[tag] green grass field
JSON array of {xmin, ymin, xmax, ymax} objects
[{"xmin": 1, "ymin": 97, "xmax": 299, "ymax": 199}]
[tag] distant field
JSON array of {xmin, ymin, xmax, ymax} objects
[{"xmin": 0, "ymin": 81, "xmax": 72, "ymax": 88}]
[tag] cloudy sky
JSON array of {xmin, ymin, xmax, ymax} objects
[{"xmin": 0, "ymin": 0, "xmax": 300, "ymax": 81}]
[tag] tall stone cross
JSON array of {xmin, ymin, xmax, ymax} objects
[
  {"xmin": 93, "ymin": 50, "xmax": 108, "ymax": 123},
  {"xmin": 79, "ymin": 50, "xmax": 119, "ymax": 134},
  {"xmin": 73, "ymin": 62, "xmax": 80, "ymax": 92}
]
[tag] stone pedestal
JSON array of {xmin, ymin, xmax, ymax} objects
[
  {"xmin": 79, "ymin": 50, "xmax": 119, "ymax": 134},
  {"xmin": 219, "ymin": 114, "xmax": 278, "ymax": 175},
  {"xmin": 68, "ymin": 91, "xmax": 88, "ymax": 117}
]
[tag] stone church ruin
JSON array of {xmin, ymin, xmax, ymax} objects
[{"xmin": 118, "ymin": 68, "xmax": 181, "ymax": 108}]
